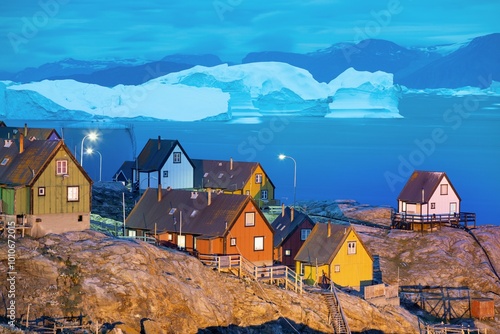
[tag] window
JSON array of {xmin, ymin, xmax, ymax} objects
[
  {"xmin": 245, "ymin": 190, "xmax": 250, "ymax": 195},
  {"xmin": 440, "ymin": 184, "xmax": 448, "ymax": 195},
  {"xmin": 347, "ymin": 241, "xmax": 357, "ymax": 255},
  {"xmin": 67, "ymin": 186, "xmax": 79, "ymax": 201},
  {"xmin": 300, "ymin": 263, "xmax": 305, "ymax": 276},
  {"xmin": 261, "ymin": 190, "xmax": 268, "ymax": 200},
  {"xmin": 285, "ymin": 249, "xmax": 291, "ymax": 256},
  {"xmin": 230, "ymin": 238, "xmax": 236, "ymax": 246},
  {"xmin": 301, "ymin": 228, "xmax": 311, "ymax": 241},
  {"xmin": 128, "ymin": 230, "xmax": 136, "ymax": 237},
  {"xmin": 169, "ymin": 208, "xmax": 176, "ymax": 215},
  {"xmin": 56, "ymin": 160, "xmax": 68, "ymax": 175},
  {"xmin": 431, "ymin": 202, "xmax": 436, "ymax": 209},
  {"xmin": 1, "ymin": 158, "xmax": 9, "ymax": 165},
  {"xmin": 245, "ymin": 212, "xmax": 255, "ymax": 226},
  {"xmin": 334, "ymin": 265, "xmax": 340, "ymax": 273},
  {"xmin": 255, "ymin": 174, "xmax": 262, "ymax": 184},
  {"xmin": 163, "ymin": 170, "xmax": 168, "ymax": 178},
  {"xmin": 254, "ymin": 236, "xmax": 264, "ymax": 251},
  {"xmin": 78, "ymin": 215, "xmax": 83, "ymax": 222},
  {"xmin": 168, "ymin": 234, "xmax": 173, "ymax": 241},
  {"xmin": 38, "ymin": 187, "xmax": 45, "ymax": 196},
  {"xmin": 173, "ymin": 152, "xmax": 181, "ymax": 163}
]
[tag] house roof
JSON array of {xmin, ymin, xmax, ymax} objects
[
  {"xmin": 0, "ymin": 125, "xmax": 61, "ymax": 141},
  {"xmin": 0, "ymin": 137, "xmax": 91, "ymax": 187},
  {"xmin": 136, "ymin": 137, "xmax": 194, "ymax": 172},
  {"xmin": 113, "ymin": 160, "xmax": 135, "ymax": 181},
  {"xmin": 271, "ymin": 207, "xmax": 314, "ymax": 247},
  {"xmin": 294, "ymin": 222, "xmax": 353, "ymax": 265},
  {"xmin": 192, "ymin": 159, "xmax": 275, "ymax": 191},
  {"xmin": 398, "ymin": 170, "xmax": 461, "ymax": 203},
  {"xmin": 126, "ymin": 188, "xmax": 270, "ymax": 238}
]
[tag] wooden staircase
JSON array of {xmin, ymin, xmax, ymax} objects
[{"xmin": 322, "ymin": 288, "xmax": 351, "ymax": 334}]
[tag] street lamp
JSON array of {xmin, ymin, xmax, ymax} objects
[
  {"xmin": 80, "ymin": 132, "xmax": 98, "ymax": 166},
  {"xmin": 86, "ymin": 148, "xmax": 102, "ymax": 182},
  {"xmin": 278, "ymin": 154, "xmax": 296, "ymax": 208}
]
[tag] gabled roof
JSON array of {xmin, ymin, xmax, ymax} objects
[
  {"xmin": 0, "ymin": 137, "xmax": 91, "ymax": 187},
  {"xmin": 193, "ymin": 159, "xmax": 275, "ymax": 191},
  {"xmin": 271, "ymin": 207, "xmax": 314, "ymax": 247},
  {"xmin": 294, "ymin": 222, "xmax": 355, "ymax": 265},
  {"xmin": 136, "ymin": 138, "xmax": 194, "ymax": 172},
  {"xmin": 114, "ymin": 160, "xmax": 135, "ymax": 181},
  {"xmin": 126, "ymin": 188, "xmax": 271, "ymax": 238},
  {"xmin": 398, "ymin": 170, "xmax": 461, "ymax": 203}
]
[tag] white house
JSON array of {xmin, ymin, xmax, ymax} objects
[
  {"xmin": 397, "ymin": 170, "xmax": 461, "ymax": 216},
  {"xmin": 134, "ymin": 137, "xmax": 194, "ymax": 190}
]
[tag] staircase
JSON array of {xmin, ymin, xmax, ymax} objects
[{"xmin": 322, "ymin": 288, "xmax": 351, "ymax": 334}]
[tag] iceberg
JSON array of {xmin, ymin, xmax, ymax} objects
[
  {"xmin": 326, "ymin": 68, "xmax": 402, "ymax": 118},
  {"xmin": 402, "ymin": 81, "xmax": 500, "ymax": 97},
  {"xmin": 1, "ymin": 63, "xmax": 402, "ymax": 121}
]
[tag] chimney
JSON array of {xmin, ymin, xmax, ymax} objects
[
  {"xmin": 158, "ymin": 135, "xmax": 161, "ymax": 150},
  {"xmin": 230, "ymin": 157, "xmax": 233, "ymax": 170},
  {"xmin": 281, "ymin": 203, "xmax": 285, "ymax": 217},
  {"xmin": 157, "ymin": 183, "xmax": 162, "ymax": 202},
  {"xmin": 327, "ymin": 220, "xmax": 331, "ymax": 237},
  {"xmin": 207, "ymin": 188, "xmax": 212, "ymax": 206},
  {"xmin": 24, "ymin": 123, "xmax": 28, "ymax": 137},
  {"xmin": 291, "ymin": 207, "xmax": 295, "ymax": 222},
  {"xmin": 19, "ymin": 133, "xmax": 24, "ymax": 154}
]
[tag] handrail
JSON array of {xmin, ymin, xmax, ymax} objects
[{"xmin": 330, "ymin": 284, "xmax": 351, "ymax": 334}]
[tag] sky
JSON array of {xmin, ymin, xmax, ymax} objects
[{"xmin": 0, "ymin": 0, "xmax": 499, "ymax": 72}]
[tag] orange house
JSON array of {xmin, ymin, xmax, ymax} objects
[{"xmin": 125, "ymin": 188, "xmax": 274, "ymax": 266}]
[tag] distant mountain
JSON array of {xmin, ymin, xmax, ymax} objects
[
  {"xmin": 397, "ymin": 33, "xmax": 500, "ymax": 88},
  {"xmin": 8, "ymin": 58, "xmax": 144, "ymax": 83},
  {"xmin": 243, "ymin": 39, "xmax": 441, "ymax": 84}
]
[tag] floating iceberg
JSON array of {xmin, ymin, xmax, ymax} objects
[
  {"xmin": 402, "ymin": 81, "xmax": 500, "ymax": 97},
  {"xmin": 1, "ymin": 63, "xmax": 402, "ymax": 121}
]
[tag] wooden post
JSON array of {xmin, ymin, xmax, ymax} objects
[{"xmin": 25, "ymin": 304, "xmax": 30, "ymax": 329}]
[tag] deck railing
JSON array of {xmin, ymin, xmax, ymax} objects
[
  {"xmin": 198, "ymin": 254, "xmax": 303, "ymax": 293},
  {"xmin": 392, "ymin": 212, "xmax": 476, "ymax": 230}
]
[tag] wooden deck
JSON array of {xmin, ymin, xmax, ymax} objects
[{"xmin": 391, "ymin": 212, "xmax": 476, "ymax": 231}]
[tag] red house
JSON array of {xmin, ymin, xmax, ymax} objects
[{"xmin": 271, "ymin": 206, "xmax": 315, "ymax": 267}]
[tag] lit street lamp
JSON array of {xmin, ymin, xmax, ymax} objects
[
  {"xmin": 86, "ymin": 148, "xmax": 102, "ymax": 182},
  {"xmin": 278, "ymin": 154, "xmax": 296, "ymax": 208},
  {"xmin": 80, "ymin": 132, "xmax": 98, "ymax": 166}
]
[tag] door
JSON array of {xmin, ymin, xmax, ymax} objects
[
  {"xmin": 178, "ymin": 235, "xmax": 186, "ymax": 249},
  {"xmin": 450, "ymin": 202, "xmax": 457, "ymax": 214}
]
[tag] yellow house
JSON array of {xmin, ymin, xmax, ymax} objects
[
  {"xmin": 294, "ymin": 222, "xmax": 373, "ymax": 289},
  {"xmin": 193, "ymin": 158, "xmax": 277, "ymax": 207},
  {"xmin": 0, "ymin": 135, "xmax": 92, "ymax": 236}
]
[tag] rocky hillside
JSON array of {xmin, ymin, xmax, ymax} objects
[
  {"xmin": 1, "ymin": 231, "xmax": 419, "ymax": 333},
  {"xmin": 1, "ymin": 184, "xmax": 498, "ymax": 333}
]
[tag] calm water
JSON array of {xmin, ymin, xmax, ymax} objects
[{"xmin": 13, "ymin": 94, "xmax": 500, "ymax": 225}]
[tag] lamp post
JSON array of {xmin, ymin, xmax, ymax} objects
[
  {"xmin": 80, "ymin": 132, "xmax": 98, "ymax": 166},
  {"xmin": 278, "ymin": 154, "xmax": 296, "ymax": 208},
  {"xmin": 86, "ymin": 148, "xmax": 102, "ymax": 182}
]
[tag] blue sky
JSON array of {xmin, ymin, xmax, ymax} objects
[{"xmin": 1, "ymin": 0, "xmax": 498, "ymax": 72}]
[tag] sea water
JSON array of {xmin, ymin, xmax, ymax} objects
[{"xmin": 11, "ymin": 93, "xmax": 500, "ymax": 225}]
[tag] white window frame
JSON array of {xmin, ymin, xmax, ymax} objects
[
  {"xmin": 245, "ymin": 212, "xmax": 255, "ymax": 227},
  {"xmin": 163, "ymin": 170, "xmax": 168, "ymax": 178},
  {"xmin": 67, "ymin": 186, "xmax": 79, "ymax": 202},
  {"xmin": 173, "ymin": 152, "xmax": 181, "ymax": 163},
  {"xmin": 334, "ymin": 264, "xmax": 340, "ymax": 273},
  {"xmin": 128, "ymin": 230, "xmax": 136, "ymax": 237},
  {"xmin": 56, "ymin": 159, "xmax": 68, "ymax": 175},
  {"xmin": 261, "ymin": 189, "xmax": 268, "ymax": 200},
  {"xmin": 285, "ymin": 249, "xmax": 291, "ymax": 256},
  {"xmin": 255, "ymin": 173, "xmax": 262, "ymax": 184},
  {"xmin": 347, "ymin": 241, "xmax": 357, "ymax": 255},
  {"xmin": 38, "ymin": 187, "xmax": 45, "ymax": 196},
  {"xmin": 300, "ymin": 228, "xmax": 311, "ymax": 241},
  {"xmin": 254, "ymin": 236, "xmax": 264, "ymax": 251},
  {"xmin": 440, "ymin": 184, "xmax": 448, "ymax": 195},
  {"xmin": 230, "ymin": 238, "xmax": 236, "ymax": 246}
]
